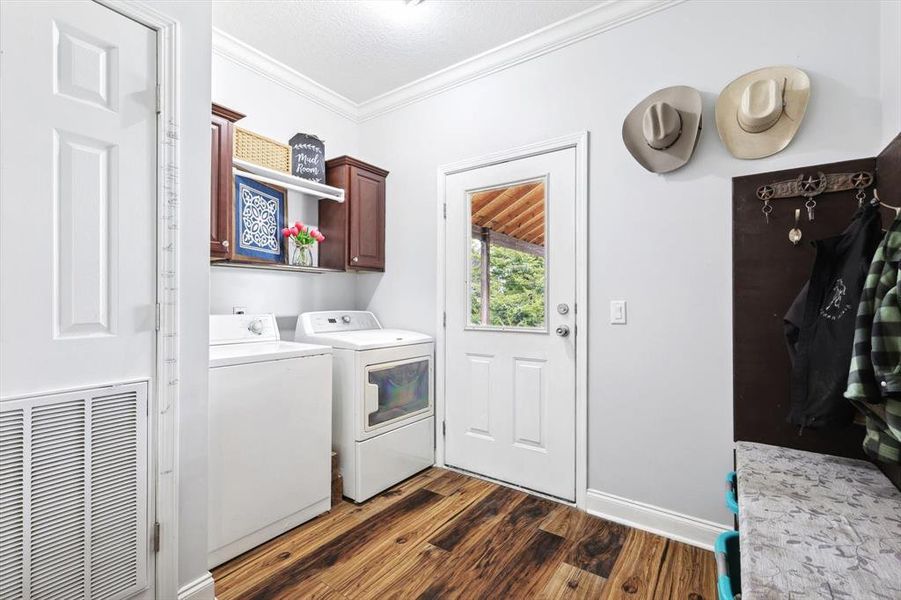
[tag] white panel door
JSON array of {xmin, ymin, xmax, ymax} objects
[
  {"xmin": 0, "ymin": 0, "xmax": 157, "ymax": 398},
  {"xmin": 0, "ymin": 1, "xmax": 157, "ymax": 598},
  {"xmin": 444, "ymin": 148, "xmax": 577, "ymax": 501}
]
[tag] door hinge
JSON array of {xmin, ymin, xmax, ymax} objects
[
  {"xmin": 152, "ymin": 521, "xmax": 161, "ymax": 553},
  {"xmin": 442, "ymin": 421, "xmax": 446, "ymax": 436},
  {"xmin": 442, "ymin": 312, "xmax": 446, "ymax": 328},
  {"xmin": 443, "ymin": 203, "xmax": 447, "ymax": 220},
  {"xmin": 155, "ymin": 303, "xmax": 161, "ymax": 332},
  {"xmin": 155, "ymin": 83, "xmax": 161, "ymax": 114}
]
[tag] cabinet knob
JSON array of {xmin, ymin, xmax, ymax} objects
[
  {"xmin": 222, "ymin": 240, "xmax": 229, "ymax": 248},
  {"xmin": 352, "ymin": 256, "xmax": 359, "ymax": 263}
]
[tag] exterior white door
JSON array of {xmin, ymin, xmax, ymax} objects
[
  {"xmin": 1, "ymin": 1, "xmax": 158, "ymax": 598},
  {"xmin": 444, "ymin": 148, "xmax": 577, "ymax": 501}
]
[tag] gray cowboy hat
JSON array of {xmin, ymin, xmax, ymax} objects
[{"xmin": 622, "ymin": 85, "xmax": 703, "ymax": 173}]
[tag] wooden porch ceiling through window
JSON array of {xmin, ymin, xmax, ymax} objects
[{"xmin": 471, "ymin": 181, "xmax": 545, "ymax": 246}]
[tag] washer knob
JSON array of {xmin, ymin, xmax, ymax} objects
[
  {"xmin": 248, "ymin": 319, "xmax": 263, "ymax": 335},
  {"xmin": 341, "ymin": 315, "xmax": 352, "ymax": 324}
]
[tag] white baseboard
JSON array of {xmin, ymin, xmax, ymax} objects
[
  {"xmin": 585, "ymin": 489, "xmax": 729, "ymax": 550},
  {"xmin": 177, "ymin": 572, "xmax": 216, "ymax": 600}
]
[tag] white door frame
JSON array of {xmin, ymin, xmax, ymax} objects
[
  {"xmin": 93, "ymin": 1, "xmax": 182, "ymax": 597},
  {"xmin": 435, "ymin": 131, "xmax": 589, "ymax": 509}
]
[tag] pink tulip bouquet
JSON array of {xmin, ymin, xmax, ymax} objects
[{"xmin": 282, "ymin": 221, "xmax": 325, "ymax": 267}]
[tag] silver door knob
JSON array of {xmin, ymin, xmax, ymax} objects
[
  {"xmin": 222, "ymin": 240, "xmax": 229, "ymax": 248},
  {"xmin": 555, "ymin": 325, "xmax": 570, "ymax": 337},
  {"xmin": 352, "ymin": 256, "xmax": 359, "ymax": 263},
  {"xmin": 248, "ymin": 319, "xmax": 263, "ymax": 335}
]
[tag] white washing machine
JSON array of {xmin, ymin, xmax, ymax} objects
[
  {"xmin": 208, "ymin": 314, "xmax": 332, "ymax": 567},
  {"xmin": 295, "ymin": 311, "xmax": 434, "ymax": 502}
]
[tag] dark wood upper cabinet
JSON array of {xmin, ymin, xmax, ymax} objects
[
  {"xmin": 319, "ymin": 156, "xmax": 389, "ymax": 271},
  {"xmin": 210, "ymin": 103, "xmax": 244, "ymax": 260}
]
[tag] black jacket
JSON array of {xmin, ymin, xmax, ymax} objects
[{"xmin": 785, "ymin": 203, "xmax": 882, "ymax": 429}]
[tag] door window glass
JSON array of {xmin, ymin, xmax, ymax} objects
[
  {"xmin": 469, "ymin": 180, "xmax": 546, "ymax": 329},
  {"xmin": 367, "ymin": 359, "xmax": 430, "ymax": 427}
]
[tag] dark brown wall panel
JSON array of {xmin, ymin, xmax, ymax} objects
[{"xmin": 732, "ymin": 157, "xmax": 880, "ymax": 459}]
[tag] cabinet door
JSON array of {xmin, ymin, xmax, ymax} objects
[
  {"xmin": 349, "ymin": 167, "xmax": 385, "ymax": 270},
  {"xmin": 210, "ymin": 114, "xmax": 232, "ymax": 258}
]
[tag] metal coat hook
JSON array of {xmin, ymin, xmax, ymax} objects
[
  {"xmin": 789, "ymin": 208, "xmax": 803, "ymax": 245},
  {"xmin": 874, "ymin": 188, "xmax": 901, "ymax": 216}
]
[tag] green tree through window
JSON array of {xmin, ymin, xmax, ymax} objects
[{"xmin": 471, "ymin": 240, "xmax": 545, "ymax": 328}]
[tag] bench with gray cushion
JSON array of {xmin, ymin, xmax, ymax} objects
[{"xmin": 735, "ymin": 441, "xmax": 901, "ymax": 599}]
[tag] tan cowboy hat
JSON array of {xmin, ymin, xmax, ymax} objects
[
  {"xmin": 716, "ymin": 66, "xmax": 810, "ymax": 159},
  {"xmin": 622, "ymin": 86, "xmax": 702, "ymax": 173}
]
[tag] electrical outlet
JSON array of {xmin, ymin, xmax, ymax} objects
[{"xmin": 232, "ymin": 306, "xmax": 247, "ymax": 315}]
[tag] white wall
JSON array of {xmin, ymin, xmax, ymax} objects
[
  {"xmin": 882, "ymin": 0, "xmax": 901, "ymax": 145},
  {"xmin": 142, "ymin": 0, "xmax": 213, "ymax": 593},
  {"xmin": 356, "ymin": 0, "xmax": 888, "ymax": 527},
  {"xmin": 210, "ymin": 56, "xmax": 361, "ymax": 337}
]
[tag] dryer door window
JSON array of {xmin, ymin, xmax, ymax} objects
[{"xmin": 365, "ymin": 356, "xmax": 432, "ymax": 430}]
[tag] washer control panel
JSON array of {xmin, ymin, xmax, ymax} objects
[{"xmin": 210, "ymin": 314, "xmax": 280, "ymax": 345}]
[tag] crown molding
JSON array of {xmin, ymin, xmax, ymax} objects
[
  {"xmin": 212, "ymin": 0, "xmax": 683, "ymax": 124},
  {"xmin": 212, "ymin": 28, "xmax": 359, "ymax": 121},
  {"xmin": 356, "ymin": 0, "xmax": 684, "ymax": 121}
]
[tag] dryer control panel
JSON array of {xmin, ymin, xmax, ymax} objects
[{"xmin": 298, "ymin": 311, "xmax": 382, "ymax": 334}]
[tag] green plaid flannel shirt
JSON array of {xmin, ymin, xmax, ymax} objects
[{"xmin": 845, "ymin": 212, "xmax": 901, "ymax": 464}]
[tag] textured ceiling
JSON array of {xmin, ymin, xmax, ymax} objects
[{"xmin": 213, "ymin": 0, "xmax": 604, "ymax": 103}]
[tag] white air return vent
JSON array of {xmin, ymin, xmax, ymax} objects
[{"xmin": 0, "ymin": 382, "xmax": 148, "ymax": 600}]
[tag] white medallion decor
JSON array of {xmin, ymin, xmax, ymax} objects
[{"xmin": 239, "ymin": 188, "xmax": 279, "ymax": 253}]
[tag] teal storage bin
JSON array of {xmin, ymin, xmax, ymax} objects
[
  {"xmin": 715, "ymin": 530, "xmax": 741, "ymax": 600},
  {"xmin": 725, "ymin": 471, "xmax": 739, "ymax": 514}
]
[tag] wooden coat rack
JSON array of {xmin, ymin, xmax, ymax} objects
[{"xmin": 732, "ymin": 133, "xmax": 900, "ymax": 486}]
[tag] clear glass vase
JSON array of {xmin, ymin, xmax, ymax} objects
[{"xmin": 290, "ymin": 241, "xmax": 313, "ymax": 267}]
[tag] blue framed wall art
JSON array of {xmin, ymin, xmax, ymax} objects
[{"xmin": 233, "ymin": 174, "xmax": 285, "ymax": 263}]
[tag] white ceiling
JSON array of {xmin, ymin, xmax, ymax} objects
[{"xmin": 212, "ymin": 0, "xmax": 604, "ymax": 103}]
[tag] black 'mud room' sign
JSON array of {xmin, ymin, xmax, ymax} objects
[{"xmin": 289, "ymin": 132, "xmax": 325, "ymax": 183}]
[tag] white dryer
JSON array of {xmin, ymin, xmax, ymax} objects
[
  {"xmin": 208, "ymin": 314, "xmax": 332, "ymax": 567},
  {"xmin": 295, "ymin": 311, "xmax": 434, "ymax": 502}
]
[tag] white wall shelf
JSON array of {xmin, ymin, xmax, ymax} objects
[
  {"xmin": 211, "ymin": 260, "xmax": 345, "ymax": 275},
  {"xmin": 233, "ymin": 158, "xmax": 344, "ymax": 202}
]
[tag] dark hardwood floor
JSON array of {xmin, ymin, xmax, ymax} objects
[{"xmin": 212, "ymin": 468, "xmax": 717, "ymax": 599}]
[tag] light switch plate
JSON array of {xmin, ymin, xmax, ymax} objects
[{"xmin": 610, "ymin": 300, "xmax": 627, "ymax": 324}]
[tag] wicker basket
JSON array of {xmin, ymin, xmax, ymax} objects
[{"xmin": 234, "ymin": 127, "xmax": 291, "ymax": 174}]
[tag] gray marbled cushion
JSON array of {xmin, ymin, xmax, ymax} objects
[{"xmin": 736, "ymin": 441, "xmax": 901, "ymax": 599}]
